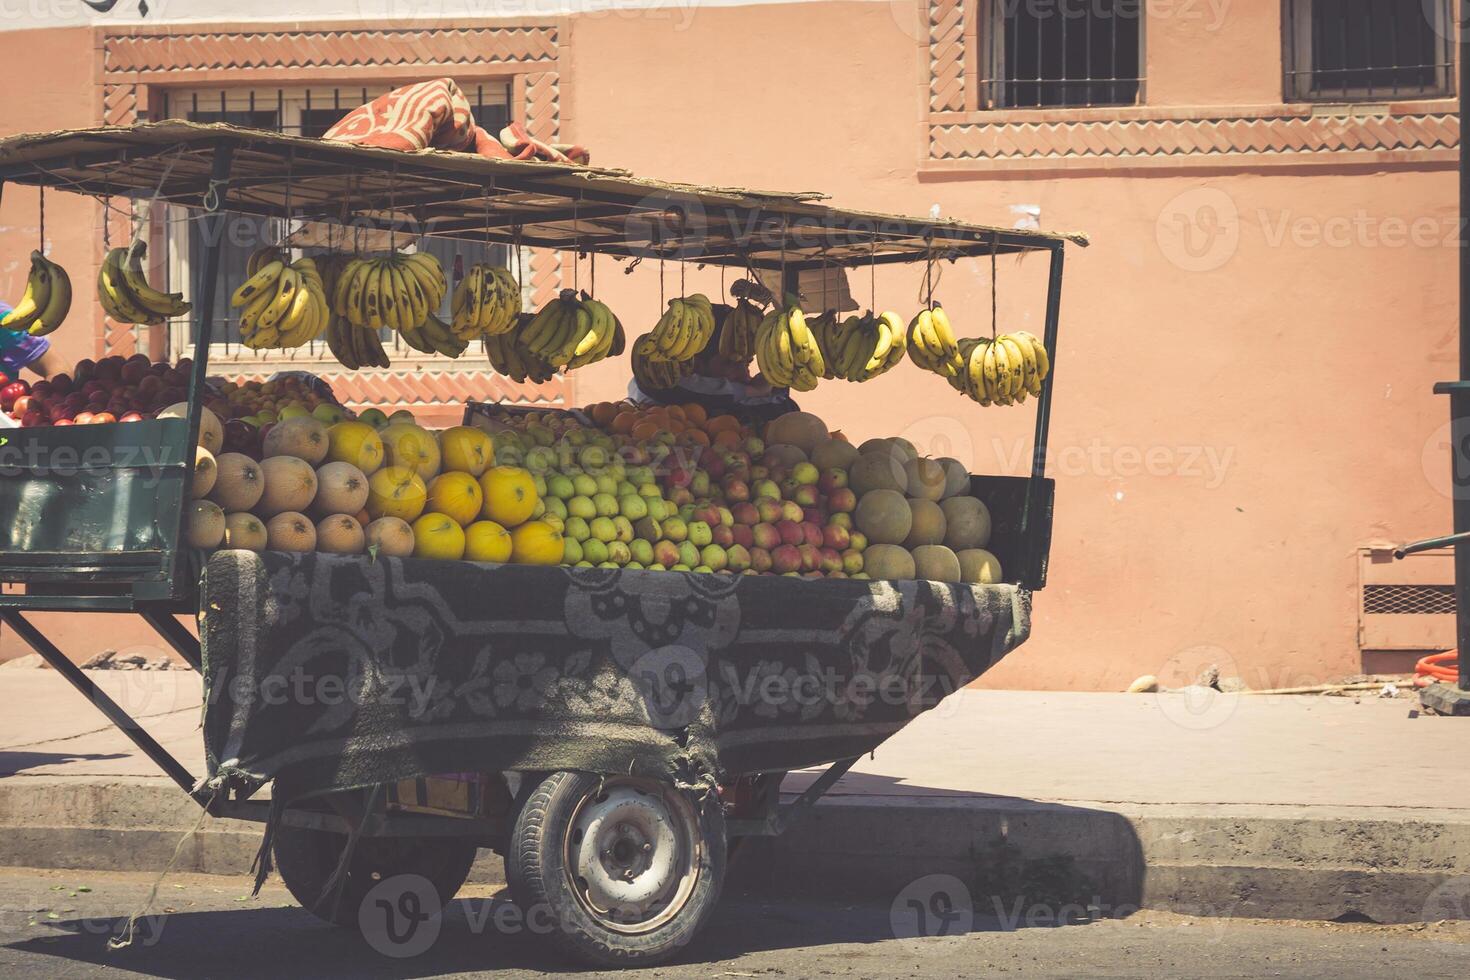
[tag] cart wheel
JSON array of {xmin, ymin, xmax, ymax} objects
[
  {"xmin": 273, "ymin": 819, "xmax": 478, "ymax": 928},
  {"xmin": 508, "ymin": 771, "xmax": 726, "ymax": 967}
]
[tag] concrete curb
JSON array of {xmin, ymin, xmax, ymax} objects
[{"xmin": 2, "ymin": 779, "xmax": 1465, "ymax": 923}]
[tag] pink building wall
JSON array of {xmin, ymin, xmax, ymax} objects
[{"xmin": 0, "ymin": 4, "xmax": 1460, "ymax": 691}]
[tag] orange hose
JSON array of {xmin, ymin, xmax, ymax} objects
[{"xmin": 1415, "ymin": 651, "xmax": 1460, "ymax": 688}]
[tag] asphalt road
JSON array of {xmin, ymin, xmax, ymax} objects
[{"xmin": 0, "ymin": 868, "xmax": 1467, "ymax": 979}]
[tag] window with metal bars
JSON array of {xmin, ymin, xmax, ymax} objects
[
  {"xmin": 153, "ymin": 84, "xmax": 512, "ymax": 362},
  {"xmin": 981, "ymin": 0, "xmax": 1144, "ymax": 109},
  {"xmin": 1283, "ymin": 0, "xmax": 1455, "ymax": 102}
]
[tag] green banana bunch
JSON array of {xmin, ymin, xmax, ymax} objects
[
  {"xmin": 484, "ymin": 316, "xmax": 557, "ymax": 384},
  {"xmin": 5, "ymin": 250, "xmax": 71, "ymax": 336},
  {"xmin": 630, "ymin": 332, "xmax": 693, "ymax": 391},
  {"xmin": 716, "ymin": 299, "xmax": 761, "ymax": 364},
  {"xmin": 450, "ymin": 263, "xmax": 519, "ymax": 341},
  {"xmin": 755, "ymin": 303, "xmax": 823, "ymax": 392},
  {"xmin": 99, "ymin": 245, "xmax": 181, "ymax": 326},
  {"xmin": 650, "ymin": 293, "xmax": 715, "ymax": 361},
  {"xmin": 906, "ymin": 306, "xmax": 964, "ymax": 379}
]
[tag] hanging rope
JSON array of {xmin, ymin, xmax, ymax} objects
[
  {"xmin": 990, "ymin": 238, "xmax": 999, "ymax": 340},
  {"xmin": 37, "ymin": 186, "xmax": 44, "ymax": 252},
  {"xmin": 572, "ymin": 194, "xmax": 581, "ymax": 294}
]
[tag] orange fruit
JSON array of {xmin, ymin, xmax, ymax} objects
[
  {"xmin": 589, "ymin": 402, "xmax": 617, "ymax": 427},
  {"xmin": 611, "ymin": 412, "xmax": 637, "ymax": 434},
  {"xmin": 631, "ymin": 421, "xmax": 660, "ymax": 442},
  {"xmin": 682, "ymin": 402, "xmax": 708, "ymax": 425},
  {"xmin": 713, "ymin": 429, "xmax": 742, "ymax": 449},
  {"xmin": 681, "ymin": 429, "xmax": 710, "ymax": 447},
  {"xmin": 666, "ymin": 405, "xmax": 686, "ymax": 421}
]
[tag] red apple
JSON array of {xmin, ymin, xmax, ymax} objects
[
  {"xmin": 52, "ymin": 418, "xmax": 74, "ymax": 426},
  {"xmin": 818, "ymin": 469, "xmax": 849, "ymax": 493},
  {"xmin": 11, "ymin": 394, "xmax": 35, "ymax": 416},
  {"xmin": 21, "ymin": 410, "xmax": 43, "ymax": 427},
  {"xmin": 829, "ymin": 512, "xmax": 853, "ymax": 531},
  {"xmin": 722, "ymin": 478, "xmax": 750, "ymax": 503},
  {"xmin": 755, "ymin": 499, "xmax": 784, "ymax": 524},
  {"xmin": 91, "ymin": 412, "xmax": 117, "ymax": 425},
  {"xmin": 793, "ymin": 484, "xmax": 821, "ymax": 508},
  {"xmin": 731, "ymin": 523, "xmax": 754, "ymax": 549},
  {"xmin": 828, "ymin": 488, "xmax": 857, "ymax": 514},
  {"xmin": 771, "ymin": 544, "xmax": 803, "ymax": 574},
  {"xmin": 797, "ymin": 543, "xmax": 821, "ymax": 572},
  {"xmin": 712, "ymin": 525, "xmax": 735, "ymax": 548},
  {"xmin": 823, "ymin": 524, "xmax": 851, "ymax": 550},
  {"xmin": 780, "ymin": 500, "xmax": 805, "ymax": 523},
  {"xmin": 74, "ymin": 411, "xmax": 95, "ymax": 425},
  {"xmin": 120, "ymin": 360, "xmax": 146, "ymax": 385},
  {"xmin": 801, "ymin": 522, "xmax": 824, "ymax": 549},
  {"xmin": 726, "ymin": 544, "xmax": 752, "ymax": 573},
  {"xmin": 693, "ymin": 505, "xmax": 722, "ymax": 528},
  {"xmin": 819, "ymin": 548, "xmax": 844, "ymax": 574},
  {"xmin": 842, "ymin": 549, "xmax": 865, "ymax": 574},
  {"xmin": 752, "ymin": 523, "xmax": 781, "ymax": 551},
  {"xmin": 72, "ymin": 359, "xmax": 96, "ymax": 383},
  {"xmin": 29, "ymin": 380, "xmax": 51, "ymax": 399},
  {"xmin": 776, "ymin": 520, "xmax": 805, "ymax": 548},
  {"xmin": 0, "ymin": 380, "xmax": 30, "ymax": 411},
  {"xmin": 119, "ymin": 411, "xmax": 144, "ymax": 423},
  {"xmin": 750, "ymin": 547, "xmax": 773, "ymax": 573},
  {"xmin": 731, "ymin": 502, "xmax": 760, "ymax": 526},
  {"xmin": 802, "ymin": 507, "xmax": 827, "ymax": 526}
]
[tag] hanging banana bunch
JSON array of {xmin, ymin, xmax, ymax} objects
[
  {"xmin": 825, "ymin": 311, "xmax": 907, "ymax": 382},
  {"xmin": 952, "ymin": 332, "xmax": 1050, "ymax": 407},
  {"xmin": 230, "ymin": 248, "xmax": 333, "ymax": 352},
  {"xmin": 649, "ymin": 293, "xmax": 715, "ymax": 362},
  {"xmin": 805, "ymin": 310, "xmax": 843, "ymax": 380},
  {"xmin": 4, "ymin": 250, "xmax": 72, "ymax": 336},
  {"xmin": 518, "ymin": 289, "xmax": 623, "ymax": 371},
  {"xmin": 484, "ymin": 315, "xmax": 558, "ymax": 384},
  {"xmin": 906, "ymin": 305, "xmax": 964, "ymax": 381},
  {"xmin": 450, "ymin": 263, "xmax": 520, "ymax": 341},
  {"xmin": 630, "ymin": 332, "xmax": 693, "ymax": 392},
  {"xmin": 754, "ymin": 302, "xmax": 824, "ymax": 392},
  {"xmin": 97, "ymin": 242, "xmax": 187, "ymax": 326},
  {"xmin": 716, "ymin": 298, "xmax": 762, "ymax": 364}
]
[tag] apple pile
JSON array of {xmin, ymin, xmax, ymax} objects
[{"xmin": 4, "ymin": 354, "xmax": 195, "ymax": 427}]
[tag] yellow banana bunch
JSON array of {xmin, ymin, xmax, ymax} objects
[
  {"xmin": 233, "ymin": 254, "xmax": 331, "ymax": 351},
  {"xmin": 98, "ymin": 244, "xmax": 184, "ymax": 327},
  {"xmin": 450, "ymin": 263, "xmax": 520, "ymax": 341},
  {"xmin": 952, "ymin": 331, "xmax": 1050, "ymax": 406},
  {"xmin": 630, "ymin": 333, "xmax": 693, "ymax": 391},
  {"xmin": 716, "ymin": 299, "xmax": 761, "ymax": 364},
  {"xmin": 484, "ymin": 316, "xmax": 558, "ymax": 384},
  {"xmin": 830, "ymin": 311, "xmax": 907, "ymax": 382},
  {"xmin": 755, "ymin": 303, "xmax": 824, "ymax": 392},
  {"xmin": 5, "ymin": 250, "xmax": 71, "ymax": 337},
  {"xmin": 805, "ymin": 310, "xmax": 843, "ymax": 380},
  {"xmin": 565, "ymin": 296, "xmax": 625, "ymax": 370},
  {"xmin": 650, "ymin": 293, "xmax": 715, "ymax": 361},
  {"xmin": 332, "ymin": 252, "xmax": 447, "ymax": 336},
  {"xmin": 906, "ymin": 306, "xmax": 964, "ymax": 380}
]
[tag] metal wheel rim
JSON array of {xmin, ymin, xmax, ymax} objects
[{"xmin": 562, "ymin": 777, "xmax": 703, "ymax": 935}]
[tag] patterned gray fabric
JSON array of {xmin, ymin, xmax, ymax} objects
[{"xmin": 200, "ymin": 550, "xmax": 1030, "ymax": 805}]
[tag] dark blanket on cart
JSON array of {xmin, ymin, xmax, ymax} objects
[{"xmin": 199, "ymin": 549, "xmax": 1030, "ymax": 805}]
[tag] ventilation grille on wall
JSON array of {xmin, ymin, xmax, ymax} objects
[{"xmin": 1363, "ymin": 584, "xmax": 1457, "ymax": 616}]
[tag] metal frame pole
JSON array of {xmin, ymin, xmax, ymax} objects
[{"xmin": 0, "ymin": 610, "xmax": 200, "ymax": 795}]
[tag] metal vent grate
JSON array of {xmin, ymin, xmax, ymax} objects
[{"xmin": 1363, "ymin": 585, "xmax": 1457, "ymax": 616}]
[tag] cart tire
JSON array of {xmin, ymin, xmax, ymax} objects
[
  {"xmin": 508, "ymin": 771, "xmax": 725, "ymax": 967},
  {"xmin": 273, "ymin": 818, "xmax": 479, "ymax": 928}
]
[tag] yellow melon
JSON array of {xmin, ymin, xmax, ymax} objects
[
  {"xmin": 326, "ymin": 420, "xmax": 385, "ymax": 474},
  {"xmin": 411, "ymin": 512, "xmax": 466, "ymax": 560},
  {"xmin": 464, "ymin": 520, "xmax": 514, "ymax": 563},
  {"xmin": 366, "ymin": 465, "xmax": 428, "ymax": 522},
  {"xmin": 510, "ymin": 520, "xmax": 564, "ymax": 565},
  {"xmin": 480, "ymin": 466, "xmax": 539, "ymax": 527}
]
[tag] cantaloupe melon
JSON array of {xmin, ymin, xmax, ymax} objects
[
  {"xmin": 158, "ymin": 402, "xmax": 223, "ymax": 455},
  {"xmin": 957, "ymin": 548, "xmax": 1003, "ymax": 584},
  {"xmin": 849, "ymin": 452, "xmax": 907, "ymax": 496},
  {"xmin": 316, "ymin": 514, "xmax": 366, "ymax": 554},
  {"xmin": 313, "ymin": 461, "xmax": 370, "ymax": 517},
  {"xmin": 365, "ymin": 516, "xmax": 415, "ymax": 557},
  {"xmin": 185, "ymin": 499, "xmax": 225, "ymax": 549},
  {"xmin": 765, "ymin": 412, "xmax": 828, "ymax": 454},
  {"xmin": 937, "ymin": 457, "xmax": 971, "ymax": 499},
  {"xmin": 810, "ymin": 437, "xmax": 860, "ymax": 472},
  {"xmin": 223, "ymin": 512, "xmax": 268, "ymax": 551},
  {"xmin": 857, "ymin": 437, "xmax": 890, "ymax": 456},
  {"xmin": 210, "ymin": 453, "xmax": 265, "ymax": 512},
  {"xmin": 904, "ymin": 457, "xmax": 947, "ymax": 501},
  {"xmin": 262, "ymin": 416, "xmax": 330, "ymax": 465},
  {"xmin": 941, "ymin": 496, "xmax": 992, "ymax": 550},
  {"xmin": 854, "ymin": 489, "xmax": 912, "ymax": 545},
  {"xmin": 904, "ymin": 498, "xmax": 947, "ymax": 547},
  {"xmin": 912, "ymin": 544, "xmax": 961, "ymax": 583},
  {"xmin": 257, "ymin": 456, "xmax": 319, "ymax": 516},
  {"xmin": 886, "ymin": 437, "xmax": 918, "ymax": 463},
  {"xmin": 266, "ymin": 511, "xmax": 316, "ymax": 552},
  {"xmin": 862, "ymin": 543, "xmax": 916, "ymax": 580},
  {"xmin": 191, "ymin": 446, "xmax": 217, "ymax": 500}
]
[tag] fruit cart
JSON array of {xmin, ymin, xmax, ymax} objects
[{"xmin": 0, "ymin": 121, "xmax": 1083, "ymax": 965}]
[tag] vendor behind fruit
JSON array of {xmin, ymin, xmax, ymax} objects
[
  {"xmin": 630, "ymin": 300, "xmax": 799, "ymax": 426},
  {"xmin": 0, "ymin": 301, "xmax": 63, "ymax": 382}
]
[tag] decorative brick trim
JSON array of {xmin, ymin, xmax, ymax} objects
[{"xmin": 919, "ymin": 0, "xmax": 1460, "ymax": 170}]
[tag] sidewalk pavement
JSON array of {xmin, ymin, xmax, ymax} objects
[{"xmin": 1, "ymin": 669, "xmax": 1467, "ymax": 923}]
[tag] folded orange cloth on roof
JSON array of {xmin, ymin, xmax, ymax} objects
[{"xmin": 323, "ymin": 78, "xmax": 589, "ymax": 165}]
